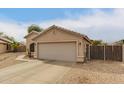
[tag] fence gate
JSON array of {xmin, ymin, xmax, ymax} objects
[{"xmin": 86, "ymin": 45, "xmax": 122, "ymax": 61}]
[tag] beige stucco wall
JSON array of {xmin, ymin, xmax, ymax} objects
[
  {"xmin": 122, "ymin": 45, "xmax": 124, "ymax": 62},
  {"xmin": 33, "ymin": 28, "xmax": 90, "ymax": 62},
  {"xmin": 26, "ymin": 33, "xmax": 39, "ymax": 55},
  {"xmin": 0, "ymin": 44, "xmax": 7, "ymax": 53}
]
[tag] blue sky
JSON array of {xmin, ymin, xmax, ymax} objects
[
  {"xmin": 0, "ymin": 8, "xmax": 123, "ymax": 43},
  {"xmin": 0, "ymin": 8, "xmax": 113, "ymax": 22},
  {"xmin": 0, "ymin": 8, "xmax": 89, "ymax": 22}
]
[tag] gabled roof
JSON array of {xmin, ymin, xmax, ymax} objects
[
  {"xmin": 24, "ymin": 31, "xmax": 39, "ymax": 38},
  {"xmin": 0, "ymin": 40, "xmax": 7, "ymax": 44},
  {"xmin": 0, "ymin": 37, "xmax": 13, "ymax": 44},
  {"xmin": 32, "ymin": 25, "xmax": 91, "ymax": 43}
]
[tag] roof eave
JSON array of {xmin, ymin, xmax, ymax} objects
[
  {"xmin": 24, "ymin": 31, "xmax": 39, "ymax": 38},
  {"xmin": 32, "ymin": 25, "xmax": 91, "ymax": 43}
]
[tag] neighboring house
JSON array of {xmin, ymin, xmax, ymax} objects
[
  {"xmin": 24, "ymin": 25, "xmax": 91, "ymax": 62},
  {"xmin": 0, "ymin": 37, "xmax": 12, "ymax": 53}
]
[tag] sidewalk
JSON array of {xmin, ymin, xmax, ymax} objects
[{"xmin": 15, "ymin": 55, "xmax": 40, "ymax": 62}]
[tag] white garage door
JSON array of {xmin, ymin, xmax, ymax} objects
[{"xmin": 38, "ymin": 42, "xmax": 76, "ymax": 62}]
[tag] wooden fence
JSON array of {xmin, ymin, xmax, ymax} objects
[
  {"xmin": 86, "ymin": 45, "xmax": 123, "ymax": 61},
  {"xmin": 16, "ymin": 46, "xmax": 26, "ymax": 52}
]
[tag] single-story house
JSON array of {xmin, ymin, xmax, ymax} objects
[
  {"xmin": 24, "ymin": 25, "xmax": 91, "ymax": 62},
  {"xmin": 0, "ymin": 37, "xmax": 12, "ymax": 53}
]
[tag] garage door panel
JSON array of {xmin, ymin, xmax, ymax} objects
[{"xmin": 38, "ymin": 42, "xmax": 76, "ymax": 62}]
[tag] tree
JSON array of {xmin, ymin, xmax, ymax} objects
[
  {"xmin": 3, "ymin": 35, "xmax": 15, "ymax": 41},
  {"xmin": 0, "ymin": 32, "xmax": 19, "ymax": 52},
  {"xmin": 3, "ymin": 35, "xmax": 19, "ymax": 52},
  {"xmin": 11, "ymin": 41, "xmax": 19, "ymax": 52},
  {"xmin": 0, "ymin": 32, "xmax": 3, "ymax": 36},
  {"xmin": 27, "ymin": 24, "xmax": 43, "ymax": 33},
  {"xmin": 91, "ymin": 40, "xmax": 107, "ymax": 45}
]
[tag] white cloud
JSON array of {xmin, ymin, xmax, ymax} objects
[
  {"xmin": 0, "ymin": 20, "xmax": 27, "ymax": 42},
  {"xmin": 38, "ymin": 9, "xmax": 124, "ymax": 43},
  {"xmin": 0, "ymin": 9, "xmax": 124, "ymax": 43}
]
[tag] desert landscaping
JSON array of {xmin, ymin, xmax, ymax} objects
[
  {"xmin": 58, "ymin": 60, "xmax": 124, "ymax": 83},
  {"xmin": 0, "ymin": 53, "xmax": 123, "ymax": 84},
  {"xmin": 0, "ymin": 52, "xmax": 25, "ymax": 69},
  {"xmin": 0, "ymin": 24, "xmax": 123, "ymax": 84},
  {"xmin": 0, "ymin": 9, "xmax": 123, "ymax": 84}
]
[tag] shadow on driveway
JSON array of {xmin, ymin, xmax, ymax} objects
[
  {"xmin": 41, "ymin": 59, "xmax": 75, "ymax": 68},
  {"xmin": 42, "ymin": 59, "xmax": 124, "ymax": 74},
  {"xmin": 23, "ymin": 56, "xmax": 124, "ymax": 75}
]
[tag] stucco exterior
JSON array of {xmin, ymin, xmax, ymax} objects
[
  {"xmin": 0, "ymin": 37, "xmax": 12, "ymax": 53},
  {"xmin": 25, "ymin": 31, "xmax": 39, "ymax": 55},
  {"xmin": 25, "ymin": 25, "xmax": 91, "ymax": 62},
  {"xmin": 0, "ymin": 43, "xmax": 7, "ymax": 53}
]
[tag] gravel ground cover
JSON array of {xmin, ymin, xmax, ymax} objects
[{"xmin": 58, "ymin": 60, "xmax": 124, "ymax": 83}]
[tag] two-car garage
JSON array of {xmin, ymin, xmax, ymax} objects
[{"xmin": 37, "ymin": 42, "xmax": 76, "ymax": 62}]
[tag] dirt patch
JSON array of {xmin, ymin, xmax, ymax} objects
[
  {"xmin": 1, "ymin": 55, "xmax": 124, "ymax": 84},
  {"xmin": 58, "ymin": 60, "xmax": 124, "ymax": 84},
  {"xmin": 0, "ymin": 52, "xmax": 25, "ymax": 69}
]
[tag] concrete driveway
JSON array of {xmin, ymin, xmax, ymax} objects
[{"xmin": 0, "ymin": 60, "xmax": 73, "ymax": 83}]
